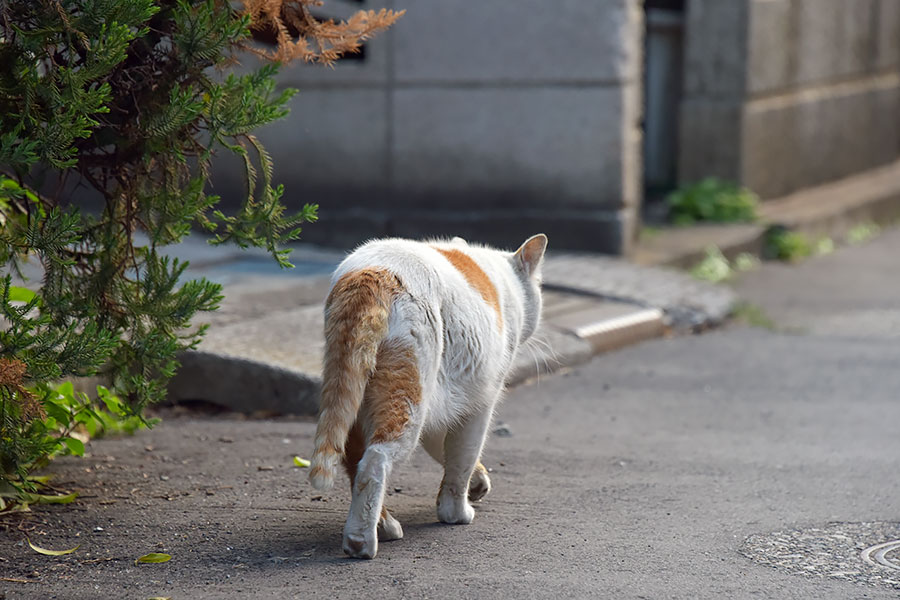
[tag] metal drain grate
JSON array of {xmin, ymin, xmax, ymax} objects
[
  {"xmin": 862, "ymin": 540, "xmax": 900, "ymax": 571},
  {"xmin": 741, "ymin": 522, "xmax": 900, "ymax": 590}
]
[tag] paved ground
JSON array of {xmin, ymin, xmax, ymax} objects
[{"xmin": 3, "ymin": 231, "xmax": 900, "ymax": 599}]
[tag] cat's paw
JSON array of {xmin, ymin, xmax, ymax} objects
[
  {"xmin": 468, "ymin": 464, "xmax": 492, "ymax": 502},
  {"xmin": 378, "ymin": 510, "xmax": 404, "ymax": 541},
  {"xmin": 343, "ymin": 530, "xmax": 378, "ymax": 559},
  {"xmin": 437, "ymin": 495, "xmax": 475, "ymax": 524}
]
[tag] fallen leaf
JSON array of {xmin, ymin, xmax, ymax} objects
[
  {"xmin": 27, "ymin": 538, "xmax": 79, "ymax": 556},
  {"xmin": 293, "ymin": 456, "xmax": 310, "ymax": 468},
  {"xmin": 22, "ymin": 491, "xmax": 78, "ymax": 505},
  {"xmin": 136, "ymin": 552, "xmax": 171, "ymax": 565}
]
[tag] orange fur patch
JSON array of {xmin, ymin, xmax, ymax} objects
[
  {"xmin": 342, "ymin": 421, "xmax": 366, "ymax": 486},
  {"xmin": 316, "ymin": 268, "xmax": 403, "ymax": 457},
  {"xmin": 364, "ymin": 340, "xmax": 421, "ymax": 444},
  {"xmin": 434, "ymin": 248, "xmax": 503, "ymax": 329}
]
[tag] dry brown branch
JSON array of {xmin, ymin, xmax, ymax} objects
[
  {"xmin": 239, "ymin": 0, "xmax": 404, "ymax": 65},
  {"xmin": 0, "ymin": 358, "xmax": 44, "ymax": 421}
]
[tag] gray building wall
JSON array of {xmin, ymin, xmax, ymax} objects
[
  {"xmin": 680, "ymin": 0, "xmax": 900, "ymax": 200},
  {"xmin": 226, "ymin": 0, "xmax": 645, "ymax": 254}
]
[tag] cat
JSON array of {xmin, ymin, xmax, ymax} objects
[{"xmin": 308, "ymin": 233, "xmax": 547, "ymax": 559}]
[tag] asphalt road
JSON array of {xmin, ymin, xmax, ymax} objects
[{"xmin": 3, "ymin": 231, "xmax": 900, "ymax": 599}]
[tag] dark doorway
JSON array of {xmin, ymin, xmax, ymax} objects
[{"xmin": 643, "ymin": 0, "xmax": 685, "ymax": 221}]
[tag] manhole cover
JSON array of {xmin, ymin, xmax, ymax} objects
[
  {"xmin": 862, "ymin": 540, "xmax": 900, "ymax": 571},
  {"xmin": 740, "ymin": 522, "xmax": 900, "ymax": 590}
]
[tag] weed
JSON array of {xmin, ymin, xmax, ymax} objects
[
  {"xmin": 733, "ymin": 252, "xmax": 761, "ymax": 273},
  {"xmin": 639, "ymin": 226, "xmax": 663, "ymax": 241},
  {"xmin": 690, "ymin": 246, "xmax": 732, "ymax": 283},
  {"xmin": 732, "ymin": 302, "xmax": 777, "ymax": 331},
  {"xmin": 814, "ymin": 237, "xmax": 835, "ymax": 256},
  {"xmin": 847, "ymin": 223, "xmax": 881, "ymax": 245},
  {"xmin": 667, "ymin": 178, "xmax": 759, "ymax": 225},
  {"xmin": 689, "ymin": 248, "xmax": 761, "ymax": 283},
  {"xmin": 764, "ymin": 227, "xmax": 812, "ymax": 262}
]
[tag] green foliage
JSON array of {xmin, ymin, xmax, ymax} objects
[
  {"xmin": 1, "ymin": 369, "xmax": 149, "ymax": 492},
  {"xmin": 732, "ymin": 302, "xmax": 777, "ymax": 331},
  {"xmin": 814, "ymin": 237, "xmax": 835, "ymax": 256},
  {"xmin": 0, "ymin": 0, "xmax": 318, "ymax": 491},
  {"xmin": 690, "ymin": 246, "xmax": 732, "ymax": 283},
  {"xmin": 689, "ymin": 247, "xmax": 760, "ymax": 283},
  {"xmin": 638, "ymin": 226, "xmax": 662, "ymax": 242},
  {"xmin": 667, "ymin": 178, "xmax": 759, "ymax": 225},
  {"xmin": 732, "ymin": 252, "xmax": 761, "ymax": 273},
  {"xmin": 847, "ymin": 222, "xmax": 881, "ymax": 245},
  {"xmin": 763, "ymin": 227, "xmax": 812, "ymax": 262},
  {"xmin": 764, "ymin": 226, "xmax": 838, "ymax": 262}
]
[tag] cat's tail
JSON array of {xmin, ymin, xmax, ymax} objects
[{"xmin": 308, "ymin": 268, "xmax": 401, "ymax": 490}]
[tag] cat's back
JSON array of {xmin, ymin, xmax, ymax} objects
[{"xmin": 333, "ymin": 238, "xmax": 506, "ymax": 304}]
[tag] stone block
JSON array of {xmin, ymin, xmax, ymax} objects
[
  {"xmin": 677, "ymin": 98, "xmax": 743, "ymax": 184},
  {"xmin": 391, "ymin": 86, "xmax": 636, "ymax": 212},
  {"xmin": 387, "ymin": 208, "xmax": 633, "ymax": 255},
  {"xmin": 267, "ymin": 89, "xmax": 389, "ymax": 189},
  {"xmin": 875, "ymin": 0, "xmax": 900, "ymax": 71},
  {"xmin": 622, "ymin": 82, "xmax": 644, "ymax": 209},
  {"xmin": 792, "ymin": 0, "xmax": 877, "ymax": 86},
  {"xmin": 213, "ymin": 89, "xmax": 390, "ymax": 216},
  {"xmin": 683, "ymin": 0, "xmax": 748, "ymax": 98},
  {"xmin": 291, "ymin": 209, "xmax": 390, "ymax": 249},
  {"xmin": 710, "ymin": 0, "xmax": 882, "ymax": 96},
  {"xmin": 392, "ymin": 0, "xmax": 642, "ymax": 84},
  {"xmin": 742, "ymin": 77, "xmax": 900, "ymax": 198},
  {"xmin": 747, "ymin": 0, "xmax": 794, "ymax": 95}
]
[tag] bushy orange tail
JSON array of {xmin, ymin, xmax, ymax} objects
[{"xmin": 308, "ymin": 268, "xmax": 402, "ymax": 490}]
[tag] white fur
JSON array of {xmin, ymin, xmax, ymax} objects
[{"xmin": 327, "ymin": 235, "xmax": 546, "ymax": 558}]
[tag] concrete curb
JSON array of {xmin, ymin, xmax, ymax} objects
[
  {"xmin": 168, "ymin": 351, "xmax": 321, "ymax": 416},
  {"xmin": 166, "ymin": 253, "xmax": 735, "ymax": 415},
  {"xmin": 168, "ymin": 306, "xmax": 651, "ymax": 415}
]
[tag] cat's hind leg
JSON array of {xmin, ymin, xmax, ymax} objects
[
  {"xmin": 342, "ymin": 422, "xmax": 403, "ymax": 544},
  {"xmin": 421, "ymin": 430, "xmax": 492, "ymax": 502},
  {"xmin": 467, "ymin": 462, "xmax": 492, "ymax": 502},
  {"xmin": 437, "ymin": 406, "xmax": 494, "ymax": 524},
  {"xmin": 342, "ymin": 340, "xmax": 423, "ymax": 559}
]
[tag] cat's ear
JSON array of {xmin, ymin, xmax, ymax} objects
[
  {"xmin": 450, "ymin": 236, "xmax": 468, "ymax": 246},
  {"xmin": 513, "ymin": 234, "xmax": 548, "ymax": 278}
]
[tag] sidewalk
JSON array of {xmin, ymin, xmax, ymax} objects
[{"xmin": 163, "ymin": 235, "xmax": 736, "ymax": 414}]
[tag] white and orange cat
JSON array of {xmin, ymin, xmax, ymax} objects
[{"xmin": 308, "ymin": 234, "xmax": 547, "ymax": 559}]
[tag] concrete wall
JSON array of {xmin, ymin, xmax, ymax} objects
[
  {"xmin": 218, "ymin": 0, "xmax": 644, "ymax": 253},
  {"xmin": 680, "ymin": 0, "xmax": 900, "ymax": 199}
]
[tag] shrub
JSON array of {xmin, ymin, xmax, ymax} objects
[
  {"xmin": 763, "ymin": 227, "xmax": 812, "ymax": 262},
  {"xmin": 0, "ymin": 0, "xmax": 401, "ymax": 495},
  {"xmin": 667, "ymin": 178, "xmax": 759, "ymax": 225}
]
